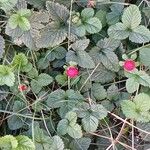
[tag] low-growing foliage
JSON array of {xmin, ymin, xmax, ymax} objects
[{"xmin": 0, "ymin": 0, "xmax": 150, "ymax": 149}]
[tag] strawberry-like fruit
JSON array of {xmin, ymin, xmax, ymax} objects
[
  {"xmin": 123, "ymin": 59, "xmax": 136, "ymax": 71},
  {"xmin": 18, "ymin": 84, "xmax": 28, "ymax": 92},
  {"xmin": 66, "ymin": 66, "xmax": 79, "ymax": 78}
]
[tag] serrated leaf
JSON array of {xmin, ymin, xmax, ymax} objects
[
  {"xmin": 36, "ymin": 23, "xmax": 67, "ymax": 48},
  {"xmin": 0, "ymin": 0, "xmax": 18, "ymax": 12},
  {"xmin": 91, "ymin": 83, "xmax": 107, "ymax": 100},
  {"xmin": 95, "ymin": 10, "xmax": 107, "ymax": 27},
  {"xmin": 142, "ymin": 7, "xmax": 150, "ymax": 19},
  {"xmin": 121, "ymin": 100, "xmax": 139, "ymax": 119},
  {"xmin": 82, "ymin": 115, "xmax": 98, "ymax": 132},
  {"xmin": 121, "ymin": 93, "xmax": 150, "ymax": 122},
  {"xmin": 108, "ymin": 23, "xmax": 130, "ymax": 40},
  {"xmin": 15, "ymin": 135, "xmax": 35, "ymax": 150},
  {"xmin": 122, "ymin": 5, "xmax": 141, "ymax": 29},
  {"xmin": 57, "ymin": 119, "xmax": 68, "ymax": 135},
  {"xmin": 0, "ymin": 86, "xmax": 9, "ymax": 101},
  {"xmin": 66, "ymin": 50, "xmax": 95, "ymax": 69},
  {"xmin": 50, "ymin": 136, "xmax": 64, "ymax": 150},
  {"xmin": 84, "ymin": 17, "xmax": 102, "ymax": 34},
  {"xmin": 129, "ymin": 25, "xmax": 150, "ymax": 43},
  {"xmin": 71, "ymin": 39, "xmax": 90, "ymax": 51},
  {"xmin": 96, "ymin": 38, "xmax": 120, "ymax": 51},
  {"xmin": 87, "ymin": 64, "xmax": 115, "ymax": 83},
  {"xmin": 18, "ymin": 17, "xmax": 31, "ymax": 31},
  {"xmin": 46, "ymin": 46, "xmax": 67, "ymax": 61},
  {"xmin": 69, "ymin": 137, "xmax": 91, "ymax": 150},
  {"xmin": 106, "ymin": 4, "xmax": 124, "ymax": 25},
  {"xmin": 81, "ymin": 8, "xmax": 94, "ymax": 19},
  {"xmin": 77, "ymin": 50, "xmax": 95, "ymax": 69},
  {"xmin": 99, "ymin": 50, "xmax": 119, "ymax": 72},
  {"xmin": 140, "ymin": 48, "xmax": 150, "ymax": 67},
  {"xmin": 0, "ymin": 135, "xmax": 18, "ymax": 150},
  {"xmin": 8, "ymin": 101, "xmax": 28, "ymax": 130},
  {"xmin": 65, "ymin": 111, "xmax": 77, "ymax": 126},
  {"xmin": 46, "ymin": 1, "xmax": 69, "ymax": 22},
  {"xmin": 46, "ymin": 89, "xmax": 66, "ymax": 108},
  {"xmin": 11, "ymin": 53, "xmax": 28, "ymax": 70},
  {"xmin": 67, "ymin": 124, "xmax": 82, "ymax": 139},
  {"xmin": 0, "ymin": 35, "xmax": 5, "ymax": 58},
  {"xmin": 0, "ymin": 65, "xmax": 15, "ymax": 87},
  {"xmin": 134, "ymin": 93, "xmax": 150, "ymax": 112},
  {"xmin": 126, "ymin": 78, "xmax": 139, "ymax": 93},
  {"xmin": 37, "ymin": 73, "xmax": 53, "ymax": 87},
  {"xmin": 107, "ymin": 84, "xmax": 119, "ymax": 100}
]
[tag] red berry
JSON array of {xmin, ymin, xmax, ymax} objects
[
  {"xmin": 123, "ymin": 59, "xmax": 136, "ymax": 71},
  {"xmin": 66, "ymin": 66, "xmax": 79, "ymax": 78},
  {"xmin": 87, "ymin": 0, "xmax": 95, "ymax": 7},
  {"xmin": 18, "ymin": 84, "xmax": 28, "ymax": 92}
]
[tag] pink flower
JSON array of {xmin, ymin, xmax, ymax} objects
[
  {"xmin": 18, "ymin": 84, "xmax": 28, "ymax": 92},
  {"xmin": 66, "ymin": 66, "xmax": 79, "ymax": 78},
  {"xmin": 123, "ymin": 59, "xmax": 136, "ymax": 71}
]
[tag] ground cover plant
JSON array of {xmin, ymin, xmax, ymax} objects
[{"xmin": 0, "ymin": 0, "xmax": 150, "ymax": 149}]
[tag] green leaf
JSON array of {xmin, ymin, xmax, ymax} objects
[
  {"xmin": 81, "ymin": 8, "xmax": 94, "ymax": 19},
  {"xmin": 66, "ymin": 40, "xmax": 95, "ymax": 69},
  {"xmin": 18, "ymin": 17, "xmax": 31, "ymax": 31},
  {"xmin": 67, "ymin": 124, "xmax": 82, "ymax": 139},
  {"xmin": 90, "ymin": 46, "xmax": 119, "ymax": 72},
  {"xmin": 8, "ymin": 101, "xmax": 28, "ymax": 130},
  {"xmin": 134, "ymin": 93, "xmax": 150, "ymax": 112},
  {"xmin": 17, "ymin": 9, "xmax": 31, "ymax": 17},
  {"xmin": 84, "ymin": 63, "xmax": 116, "ymax": 83},
  {"xmin": 142, "ymin": 7, "xmax": 150, "ymax": 19},
  {"xmin": 65, "ymin": 111, "xmax": 77, "ymax": 126},
  {"xmin": 129, "ymin": 25, "xmax": 150, "ymax": 43},
  {"xmin": 91, "ymin": 83, "xmax": 107, "ymax": 100},
  {"xmin": 107, "ymin": 84, "xmax": 119, "ymax": 100},
  {"xmin": 108, "ymin": 23, "xmax": 130, "ymax": 40},
  {"xmin": 0, "ymin": 0, "xmax": 18, "ymax": 12},
  {"xmin": 69, "ymin": 137, "xmax": 91, "ymax": 150},
  {"xmin": 84, "ymin": 17, "xmax": 102, "ymax": 34},
  {"xmin": 57, "ymin": 111, "xmax": 82, "ymax": 139},
  {"xmin": 33, "ymin": 124, "xmax": 52, "ymax": 149},
  {"xmin": 46, "ymin": 89, "xmax": 66, "ymax": 108},
  {"xmin": 99, "ymin": 50, "xmax": 119, "ymax": 72},
  {"xmin": 126, "ymin": 78, "xmax": 139, "ymax": 93},
  {"xmin": 95, "ymin": 10, "xmax": 107, "ymax": 27},
  {"xmin": 46, "ymin": 46, "xmax": 67, "ymax": 61},
  {"xmin": 57, "ymin": 119, "xmax": 68, "ymax": 135},
  {"xmin": 121, "ymin": 93, "xmax": 150, "ymax": 122},
  {"xmin": 140, "ymin": 48, "xmax": 150, "ymax": 67},
  {"xmin": 55, "ymin": 74, "xmax": 67, "ymax": 86},
  {"xmin": 37, "ymin": 73, "xmax": 53, "ymax": 87},
  {"xmin": 15, "ymin": 135, "xmax": 35, "ymax": 150},
  {"xmin": 0, "ymin": 35, "xmax": 5, "ymax": 58},
  {"xmin": 11, "ymin": 53, "xmax": 28, "ymax": 70},
  {"xmin": 36, "ymin": 22, "xmax": 67, "ymax": 48},
  {"xmin": 0, "ymin": 65, "xmax": 15, "ymax": 87},
  {"xmin": 0, "ymin": 135, "xmax": 18, "ymax": 150},
  {"xmin": 106, "ymin": 4, "xmax": 124, "ymax": 25},
  {"xmin": 71, "ymin": 39, "xmax": 89, "ymax": 51},
  {"xmin": 136, "ymin": 71, "xmax": 150, "ymax": 87},
  {"xmin": 82, "ymin": 115, "xmax": 98, "ymax": 132},
  {"xmin": 121, "ymin": 100, "xmax": 139, "ymax": 120},
  {"xmin": 77, "ymin": 50, "xmax": 95, "ymax": 69},
  {"xmin": 8, "ymin": 14, "xmax": 19, "ymax": 29},
  {"xmin": 122, "ymin": 5, "xmax": 141, "ymax": 29},
  {"xmin": 50, "ymin": 136, "xmax": 64, "ymax": 150}
]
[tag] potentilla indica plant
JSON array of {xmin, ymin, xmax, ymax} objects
[{"xmin": 0, "ymin": 0, "xmax": 150, "ymax": 149}]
